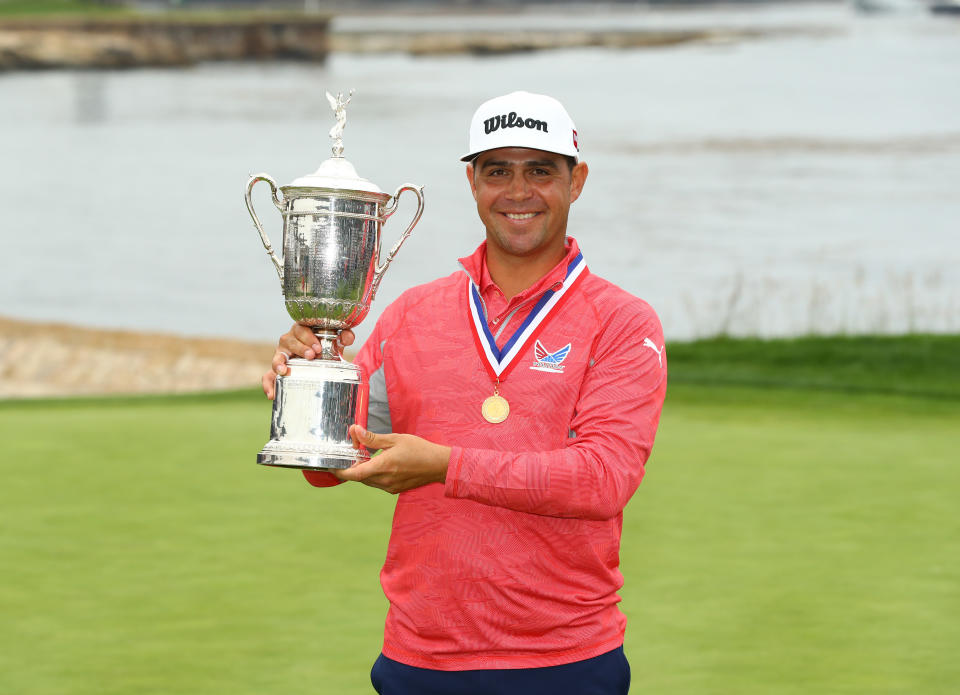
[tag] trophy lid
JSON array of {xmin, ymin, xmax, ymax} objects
[
  {"xmin": 284, "ymin": 88, "xmax": 383, "ymax": 195},
  {"xmin": 287, "ymin": 156, "xmax": 382, "ymax": 193}
]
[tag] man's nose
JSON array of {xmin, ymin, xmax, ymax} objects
[{"xmin": 506, "ymin": 174, "xmax": 531, "ymax": 200}]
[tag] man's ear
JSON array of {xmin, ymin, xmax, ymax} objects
[
  {"xmin": 569, "ymin": 162, "xmax": 589, "ymax": 204},
  {"xmin": 466, "ymin": 164, "xmax": 478, "ymax": 201}
]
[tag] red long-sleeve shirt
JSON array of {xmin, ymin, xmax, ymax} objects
[{"xmin": 305, "ymin": 237, "xmax": 667, "ymax": 670}]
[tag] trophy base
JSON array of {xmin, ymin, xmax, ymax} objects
[
  {"xmin": 257, "ymin": 357, "xmax": 370, "ymax": 471},
  {"xmin": 257, "ymin": 447, "xmax": 369, "ymax": 471}
]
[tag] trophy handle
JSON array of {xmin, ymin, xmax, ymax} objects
[
  {"xmin": 245, "ymin": 173, "xmax": 285, "ymax": 284},
  {"xmin": 368, "ymin": 183, "xmax": 424, "ymax": 301}
]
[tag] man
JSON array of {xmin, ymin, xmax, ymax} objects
[{"xmin": 262, "ymin": 91, "xmax": 667, "ymax": 694}]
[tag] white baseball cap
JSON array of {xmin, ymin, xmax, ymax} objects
[{"xmin": 460, "ymin": 91, "xmax": 579, "ymax": 162}]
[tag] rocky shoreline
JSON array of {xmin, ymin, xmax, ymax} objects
[
  {"xmin": 0, "ymin": 15, "xmax": 826, "ymax": 70},
  {"xmin": 0, "ymin": 316, "xmax": 275, "ymax": 398},
  {"xmin": 326, "ymin": 26, "xmax": 785, "ymax": 56},
  {"xmin": 0, "ymin": 16, "xmax": 330, "ymax": 70}
]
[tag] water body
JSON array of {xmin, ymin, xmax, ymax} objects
[{"xmin": 1, "ymin": 4, "xmax": 958, "ymax": 344}]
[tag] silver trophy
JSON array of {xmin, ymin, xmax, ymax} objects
[{"xmin": 245, "ymin": 90, "xmax": 424, "ymax": 470}]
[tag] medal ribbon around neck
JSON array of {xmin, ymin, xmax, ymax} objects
[{"xmin": 467, "ymin": 252, "xmax": 588, "ymax": 385}]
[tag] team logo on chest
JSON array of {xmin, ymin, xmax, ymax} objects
[{"xmin": 530, "ymin": 340, "xmax": 572, "ymax": 373}]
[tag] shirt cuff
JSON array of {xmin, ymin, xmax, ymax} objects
[
  {"xmin": 444, "ymin": 446, "xmax": 465, "ymax": 498},
  {"xmin": 301, "ymin": 470, "xmax": 342, "ymax": 488}
]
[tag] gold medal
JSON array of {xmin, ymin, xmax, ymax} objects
[{"xmin": 481, "ymin": 394, "xmax": 510, "ymax": 424}]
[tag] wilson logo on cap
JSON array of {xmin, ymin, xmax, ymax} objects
[{"xmin": 484, "ymin": 112, "xmax": 549, "ymax": 135}]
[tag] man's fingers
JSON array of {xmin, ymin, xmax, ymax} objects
[
  {"xmin": 331, "ymin": 456, "xmax": 400, "ymax": 494},
  {"xmin": 331, "ymin": 329, "xmax": 354, "ymax": 356},
  {"xmin": 276, "ymin": 324, "xmax": 324, "ymax": 362},
  {"xmin": 261, "ymin": 371, "xmax": 277, "ymax": 400},
  {"xmin": 279, "ymin": 333, "xmax": 316, "ymax": 361},
  {"xmin": 332, "ymin": 463, "xmax": 361, "ymax": 482},
  {"xmin": 278, "ymin": 325, "xmax": 351, "ymax": 361},
  {"xmin": 349, "ymin": 425, "xmax": 388, "ymax": 452},
  {"xmin": 272, "ymin": 349, "xmax": 291, "ymax": 376},
  {"xmin": 349, "ymin": 426, "xmax": 363, "ymax": 450},
  {"xmin": 293, "ymin": 322, "xmax": 320, "ymax": 344},
  {"xmin": 292, "ymin": 324, "xmax": 323, "ymax": 355},
  {"xmin": 266, "ymin": 323, "xmax": 329, "ymax": 398},
  {"xmin": 331, "ymin": 457, "xmax": 381, "ymax": 483}
]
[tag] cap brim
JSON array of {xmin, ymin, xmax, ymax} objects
[{"xmin": 459, "ymin": 148, "xmax": 578, "ymax": 163}]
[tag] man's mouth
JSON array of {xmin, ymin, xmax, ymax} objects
[{"xmin": 503, "ymin": 212, "xmax": 539, "ymax": 220}]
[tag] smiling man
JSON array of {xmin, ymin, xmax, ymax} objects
[{"xmin": 263, "ymin": 91, "xmax": 667, "ymax": 695}]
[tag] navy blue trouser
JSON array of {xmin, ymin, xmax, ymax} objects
[{"xmin": 370, "ymin": 647, "xmax": 630, "ymax": 695}]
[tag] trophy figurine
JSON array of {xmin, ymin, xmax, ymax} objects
[{"xmin": 245, "ymin": 90, "xmax": 424, "ymax": 470}]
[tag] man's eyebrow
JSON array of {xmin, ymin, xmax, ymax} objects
[{"xmin": 480, "ymin": 159, "xmax": 560, "ymax": 170}]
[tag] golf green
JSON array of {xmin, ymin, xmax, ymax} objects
[{"xmin": 1, "ymin": 336, "xmax": 957, "ymax": 694}]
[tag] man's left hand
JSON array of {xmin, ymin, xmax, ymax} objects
[{"xmin": 332, "ymin": 425, "xmax": 451, "ymax": 494}]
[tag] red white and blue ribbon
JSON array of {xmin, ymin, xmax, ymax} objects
[{"xmin": 467, "ymin": 252, "xmax": 588, "ymax": 383}]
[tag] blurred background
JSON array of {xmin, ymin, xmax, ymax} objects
[
  {"xmin": 2, "ymin": 0, "xmax": 958, "ymax": 352},
  {"xmin": 1, "ymin": 2, "xmax": 957, "ymax": 694}
]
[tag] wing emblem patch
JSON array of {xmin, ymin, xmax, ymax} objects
[{"xmin": 530, "ymin": 340, "xmax": 572, "ymax": 373}]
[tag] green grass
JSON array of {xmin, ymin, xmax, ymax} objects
[
  {"xmin": 668, "ymin": 333, "xmax": 960, "ymax": 399},
  {"xmin": 0, "ymin": 391, "xmax": 397, "ymax": 694},
  {"xmin": 1, "ymin": 335, "xmax": 957, "ymax": 694},
  {"xmin": 624, "ymin": 384, "xmax": 958, "ymax": 693}
]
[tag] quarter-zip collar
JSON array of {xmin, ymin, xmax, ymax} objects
[{"xmin": 458, "ymin": 236, "xmax": 583, "ymax": 320}]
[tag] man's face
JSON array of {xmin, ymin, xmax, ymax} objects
[{"xmin": 466, "ymin": 147, "xmax": 588, "ymax": 260}]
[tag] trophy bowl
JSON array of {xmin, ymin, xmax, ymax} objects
[{"xmin": 279, "ymin": 187, "xmax": 390, "ymax": 330}]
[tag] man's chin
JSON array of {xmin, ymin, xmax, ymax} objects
[{"xmin": 488, "ymin": 232, "xmax": 557, "ymax": 259}]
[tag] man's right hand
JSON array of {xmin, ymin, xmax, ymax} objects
[{"xmin": 261, "ymin": 324, "xmax": 355, "ymax": 400}]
